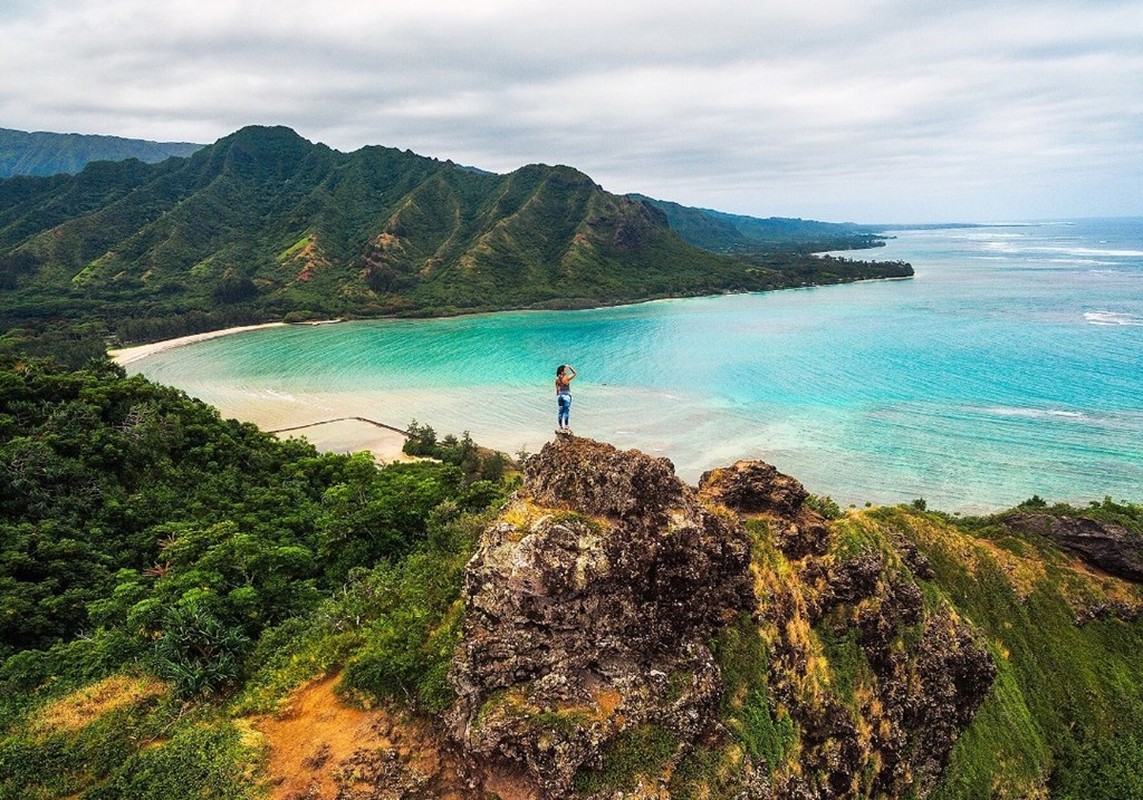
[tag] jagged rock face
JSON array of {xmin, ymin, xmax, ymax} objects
[
  {"xmin": 449, "ymin": 437, "xmax": 753, "ymax": 796},
  {"xmin": 447, "ymin": 438, "xmax": 995, "ymax": 799},
  {"xmin": 699, "ymin": 460, "xmax": 831, "ymax": 558},
  {"xmin": 523, "ymin": 436, "xmax": 685, "ymax": 526},
  {"xmin": 701, "ymin": 460, "xmax": 994, "ymax": 799},
  {"xmin": 698, "ymin": 459, "xmax": 808, "ymax": 517},
  {"xmin": 1006, "ymin": 512, "xmax": 1143, "ymax": 582}
]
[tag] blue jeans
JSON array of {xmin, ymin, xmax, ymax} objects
[{"xmin": 557, "ymin": 392, "xmax": 571, "ymax": 427}]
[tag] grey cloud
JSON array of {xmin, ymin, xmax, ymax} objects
[{"xmin": 0, "ymin": 0, "xmax": 1139, "ymax": 221}]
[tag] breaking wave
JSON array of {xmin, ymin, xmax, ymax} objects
[
  {"xmin": 1084, "ymin": 311, "xmax": 1143, "ymax": 326},
  {"xmin": 981, "ymin": 406, "xmax": 1089, "ymax": 422}
]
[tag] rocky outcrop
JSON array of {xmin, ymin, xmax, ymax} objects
[
  {"xmin": 448, "ymin": 436, "xmax": 753, "ymax": 796},
  {"xmin": 1006, "ymin": 512, "xmax": 1143, "ymax": 583},
  {"xmin": 445, "ymin": 437, "xmax": 995, "ymax": 799},
  {"xmin": 523, "ymin": 435, "xmax": 686, "ymax": 527},
  {"xmin": 699, "ymin": 459, "xmax": 831, "ymax": 558},
  {"xmin": 698, "ymin": 458, "xmax": 995, "ymax": 799}
]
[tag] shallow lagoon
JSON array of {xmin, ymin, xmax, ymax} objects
[{"xmin": 127, "ymin": 219, "xmax": 1143, "ymax": 512}]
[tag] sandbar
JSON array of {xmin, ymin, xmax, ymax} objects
[{"xmin": 271, "ymin": 417, "xmax": 412, "ymax": 463}]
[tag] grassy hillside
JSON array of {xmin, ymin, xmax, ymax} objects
[
  {"xmin": 0, "ymin": 128, "xmax": 202, "ymax": 179},
  {"xmin": 0, "ymin": 126, "xmax": 911, "ymax": 346},
  {"xmin": 911, "ymin": 505, "xmax": 1143, "ymax": 798},
  {"xmin": 659, "ymin": 499, "xmax": 1143, "ymax": 798},
  {"xmin": 837, "ymin": 505, "xmax": 1143, "ymax": 799}
]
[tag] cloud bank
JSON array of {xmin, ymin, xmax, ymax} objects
[{"xmin": 1, "ymin": 0, "xmax": 1140, "ymax": 222}]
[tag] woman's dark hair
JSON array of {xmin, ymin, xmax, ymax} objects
[{"xmin": 556, "ymin": 364, "xmax": 566, "ymax": 376}]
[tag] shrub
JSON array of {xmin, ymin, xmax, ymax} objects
[
  {"xmin": 573, "ymin": 724, "xmax": 679, "ymax": 794},
  {"xmin": 152, "ymin": 601, "xmax": 250, "ymax": 697},
  {"xmin": 806, "ymin": 494, "xmax": 843, "ymax": 520}
]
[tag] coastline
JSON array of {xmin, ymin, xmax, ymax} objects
[
  {"xmin": 106, "ymin": 265, "xmax": 915, "ymax": 365},
  {"xmin": 109, "ymin": 322, "xmax": 417, "ymax": 464},
  {"xmin": 109, "ymin": 322, "xmax": 290, "ymax": 365}
]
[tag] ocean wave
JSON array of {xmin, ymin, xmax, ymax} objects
[
  {"xmin": 1043, "ymin": 258, "xmax": 1119, "ymax": 267},
  {"xmin": 981, "ymin": 406, "xmax": 1089, "ymax": 421},
  {"xmin": 1031, "ymin": 246, "xmax": 1143, "ymax": 258},
  {"xmin": 952, "ymin": 232, "xmax": 1026, "ymax": 241},
  {"xmin": 1084, "ymin": 311, "xmax": 1143, "ymax": 326}
]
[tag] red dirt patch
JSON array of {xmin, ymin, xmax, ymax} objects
[
  {"xmin": 252, "ymin": 674, "xmax": 493, "ymax": 800},
  {"xmin": 255, "ymin": 674, "xmax": 388, "ymax": 799}
]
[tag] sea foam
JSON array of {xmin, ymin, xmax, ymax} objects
[
  {"xmin": 1032, "ymin": 246, "xmax": 1143, "ymax": 258},
  {"xmin": 1084, "ymin": 310, "xmax": 1143, "ymax": 326},
  {"xmin": 982, "ymin": 407, "xmax": 1088, "ymax": 421}
]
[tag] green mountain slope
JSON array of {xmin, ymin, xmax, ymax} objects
[
  {"xmin": 0, "ymin": 127, "xmax": 203, "ymax": 179},
  {"xmin": 630, "ymin": 193, "xmax": 887, "ymax": 253},
  {"xmin": 0, "ymin": 126, "xmax": 911, "ymax": 344}
]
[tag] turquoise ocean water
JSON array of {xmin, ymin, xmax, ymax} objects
[{"xmin": 129, "ymin": 218, "xmax": 1142, "ymax": 512}]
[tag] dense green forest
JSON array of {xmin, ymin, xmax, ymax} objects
[
  {"xmin": 0, "ymin": 356, "xmax": 508, "ymax": 668},
  {"xmin": 0, "ymin": 128, "xmax": 202, "ymax": 179},
  {"xmin": 0, "ymin": 126, "xmax": 911, "ymax": 348},
  {"xmin": 0, "ymin": 357, "xmax": 512, "ymax": 797},
  {"xmin": 629, "ymin": 194, "xmax": 887, "ymax": 253}
]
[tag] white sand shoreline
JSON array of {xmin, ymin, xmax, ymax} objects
[{"xmin": 108, "ymin": 322, "xmax": 290, "ymax": 365}]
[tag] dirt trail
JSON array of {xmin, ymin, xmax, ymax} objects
[
  {"xmin": 252, "ymin": 674, "xmax": 530, "ymax": 800},
  {"xmin": 254, "ymin": 675, "xmax": 391, "ymax": 799}
]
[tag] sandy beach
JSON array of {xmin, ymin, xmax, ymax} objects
[
  {"xmin": 108, "ymin": 322, "xmax": 290, "ymax": 365},
  {"xmin": 109, "ymin": 321, "xmax": 414, "ymax": 463}
]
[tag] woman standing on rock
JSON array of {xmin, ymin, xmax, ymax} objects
[{"xmin": 555, "ymin": 364, "xmax": 576, "ymax": 435}]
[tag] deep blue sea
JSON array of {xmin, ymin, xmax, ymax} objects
[{"xmin": 129, "ymin": 218, "xmax": 1143, "ymax": 512}]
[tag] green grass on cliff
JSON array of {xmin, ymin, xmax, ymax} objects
[
  {"xmin": 678, "ymin": 505, "xmax": 1143, "ymax": 799},
  {"xmin": 573, "ymin": 724, "xmax": 680, "ymax": 795},
  {"xmin": 865, "ymin": 506, "xmax": 1143, "ymax": 799}
]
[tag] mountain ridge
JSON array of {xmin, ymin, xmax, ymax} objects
[
  {"xmin": 0, "ymin": 125, "xmax": 911, "ymax": 347},
  {"xmin": 628, "ymin": 193, "xmax": 886, "ymax": 253},
  {"xmin": 0, "ymin": 126, "xmax": 203, "ymax": 179}
]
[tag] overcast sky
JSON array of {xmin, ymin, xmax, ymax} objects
[{"xmin": 1, "ymin": 0, "xmax": 1140, "ymax": 223}]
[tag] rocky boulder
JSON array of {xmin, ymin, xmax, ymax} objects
[
  {"xmin": 448, "ymin": 436, "xmax": 753, "ymax": 796},
  {"xmin": 1006, "ymin": 512, "xmax": 1143, "ymax": 583},
  {"xmin": 699, "ymin": 459, "xmax": 830, "ymax": 558},
  {"xmin": 523, "ymin": 435, "xmax": 685, "ymax": 526}
]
